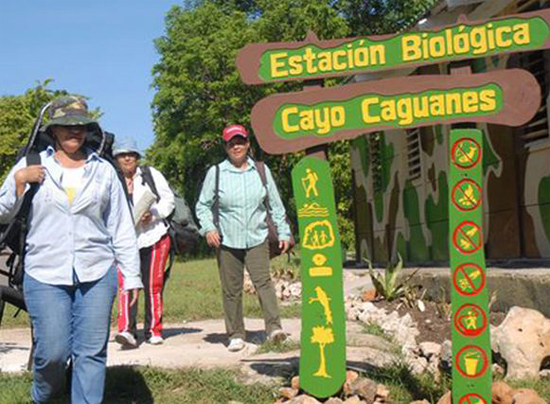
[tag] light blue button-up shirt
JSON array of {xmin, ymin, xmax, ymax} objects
[
  {"xmin": 0, "ymin": 147, "xmax": 142, "ymax": 290},
  {"xmin": 195, "ymin": 158, "xmax": 291, "ymax": 249}
]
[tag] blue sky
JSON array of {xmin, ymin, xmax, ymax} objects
[{"xmin": 0, "ymin": 0, "xmax": 184, "ymax": 151}]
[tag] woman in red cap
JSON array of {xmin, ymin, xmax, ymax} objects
[{"xmin": 196, "ymin": 124, "xmax": 291, "ymax": 352}]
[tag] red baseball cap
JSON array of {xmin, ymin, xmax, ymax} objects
[{"xmin": 222, "ymin": 124, "xmax": 249, "ymax": 142}]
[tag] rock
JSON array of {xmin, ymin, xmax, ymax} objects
[
  {"xmin": 511, "ymin": 388, "xmax": 546, "ymax": 404},
  {"xmin": 492, "ymin": 363, "xmax": 506, "ymax": 377},
  {"xmin": 228, "ymin": 401, "xmax": 245, "ymax": 404},
  {"xmin": 492, "ymin": 381, "xmax": 514, "ymax": 404},
  {"xmin": 325, "ymin": 399, "xmax": 345, "ymax": 404},
  {"xmin": 436, "ymin": 391, "xmax": 451, "ymax": 404},
  {"xmin": 408, "ymin": 357, "xmax": 429, "ymax": 374},
  {"xmin": 279, "ymin": 387, "xmax": 298, "ymax": 400},
  {"xmin": 409, "ymin": 400, "xmax": 430, "ymax": 404},
  {"xmin": 291, "ymin": 376, "xmax": 300, "ymax": 391},
  {"xmin": 440, "ymin": 340, "xmax": 452, "ymax": 371},
  {"xmin": 491, "ymin": 306, "xmax": 550, "ymax": 379},
  {"xmin": 361, "ymin": 288, "xmax": 377, "ymax": 301},
  {"xmin": 540, "ymin": 369, "xmax": 550, "ymax": 378},
  {"xmin": 347, "ymin": 333, "xmax": 394, "ymax": 352},
  {"xmin": 344, "ymin": 396, "xmax": 366, "ymax": 404},
  {"xmin": 419, "ymin": 342, "xmax": 441, "ymax": 358},
  {"xmin": 349, "ymin": 378, "xmax": 377, "ymax": 403},
  {"xmin": 343, "ymin": 370, "xmax": 360, "ymax": 395},
  {"xmin": 286, "ymin": 395, "xmax": 322, "ymax": 404},
  {"xmin": 375, "ymin": 384, "xmax": 390, "ymax": 401}
]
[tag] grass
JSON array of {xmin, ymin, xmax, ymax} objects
[
  {"xmin": 361, "ymin": 321, "xmax": 387, "ymax": 338},
  {"xmin": 0, "ymin": 366, "xmax": 279, "ymax": 404},
  {"xmin": 0, "ymin": 257, "xmax": 301, "ymax": 329},
  {"xmin": 256, "ymin": 338, "xmax": 300, "ymax": 355}
]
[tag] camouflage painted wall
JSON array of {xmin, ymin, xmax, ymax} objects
[{"xmin": 351, "ymin": 57, "xmax": 550, "ymax": 264}]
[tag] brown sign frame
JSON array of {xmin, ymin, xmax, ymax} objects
[{"xmin": 251, "ymin": 69, "xmax": 540, "ymax": 154}]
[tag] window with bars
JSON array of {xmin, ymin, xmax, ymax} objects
[
  {"xmin": 406, "ymin": 128, "xmax": 422, "ymax": 181},
  {"xmin": 369, "ymin": 133, "xmax": 384, "ymax": 193}
]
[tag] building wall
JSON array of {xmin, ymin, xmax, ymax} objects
[{"xmin": 351, "ymin": 48, "xmax": 550, "ymax": 265}]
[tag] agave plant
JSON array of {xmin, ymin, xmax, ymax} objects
[{"xmin": 367, "ymin": 254, "xmax": 419, "ymax": 301}]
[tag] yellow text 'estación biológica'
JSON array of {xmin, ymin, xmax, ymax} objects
[{"xmin": 259, "ymin": 16, "xmax": 548, "ymax": 81}]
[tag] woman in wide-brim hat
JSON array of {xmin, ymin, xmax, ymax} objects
[{"xmin": 0, "ymin": 95, "xmax": 142, "ymax": 404}]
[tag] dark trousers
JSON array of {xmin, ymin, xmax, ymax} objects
[{"xmin": 217, "ymin": 241, "xmax": 282, "ymax": 340}]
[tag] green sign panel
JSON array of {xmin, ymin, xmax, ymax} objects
[
  {"xmin": 449, "ymin": 129, "xmax": 492, "ymax": 404},
  {"xmin": 292, "ymin": 156, "xmax": 346, "ymax": 398},
  {"xmin": 236, "ymin": 9, "xmax": 550, "ymax": 84},
  {"xmin": 275, "ymin": 84, "xmax": 502, "ymax": 139}
]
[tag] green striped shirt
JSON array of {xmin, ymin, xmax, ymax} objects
[{"xmin": 195, "ymin": 158, "xmax": 291, "ymax": 249}]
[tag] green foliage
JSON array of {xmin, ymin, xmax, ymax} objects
[
  {"xmin": 367, "ymin": 254, "xmax": 419, "ymax": 301},
  {"xmin": 336, "ymin": 0, "xmax": 441, "ymax": 35},
  {"xmin": 150, "ymin": 0, "xmax": 439, "ymax": 253}
]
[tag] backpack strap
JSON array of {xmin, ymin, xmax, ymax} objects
[
  {"xmin": 10, "ymin": 150, "xmax": 41, "ymax": 287},
  {"xmin": 255, "ymin": 160, "xmax": 272, "ymax": 212},
  {"xmin": 213, "ymin": 164, "xmax": 220, "ymax": 230},
  {"xmin": 140, "ymin": 165, "xmax": 160, "ymax": 202}
]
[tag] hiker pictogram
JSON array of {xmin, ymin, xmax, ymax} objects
[
  {"xmin": 458, "ymin": 394, "xmax": 488, "ymax": 404},
  {"xmin": 451, "ymin": 138, "xmax": 481, "ymax": 170},
  {"xmin": 309, "ymin": 253, "xmax": 333, "ymax": 277},
  {"xmin": 452, "ymin": 221, "xmax": 483, "ymax": 254},
  {"xmin": 311, "ymin": 325, "xmax": 334, "ymax": 379},
  {"xmin": 453, "ymin": 263, "xmax": 485, "ymax": 296},
  {"xmin": 454, "ymin": 304, "xmax": 487, "ymax": 337},
  {"xmin": 452, "ymin": 180, "xmax": 482, "ymax": 212},
  {"xmin": 309, "ymin": 286, "xmax": 333, "ymax": 325},
  {"xmin": 302, "ymin": 168, "xmax": 319, "ymax": 198},
  {"xmin": 298, "ymin": 202, "xmax": 329, "ymax": 218},
  {"xmin": 303, "ymin": 220, "xmax": 335, "ymax": 250},
  {"xmin": 456, "ymin": 346, "xmax": 488, "ymax": 378}
]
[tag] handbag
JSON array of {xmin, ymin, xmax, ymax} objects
[{"xmin": 255, "ymin": 161, "xmax": 295, "ymax": 259}]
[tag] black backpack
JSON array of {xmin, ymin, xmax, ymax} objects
[
  {"xmin": 140, "ymin": 165, "xmax": 199, "ymax": 276},
  {"xmin": 0, "ymin": 103, "xmax": 126, "ymax": 325}
]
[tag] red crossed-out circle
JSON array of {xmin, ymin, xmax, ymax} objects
[
  {"xmin": 452, "ymin": 221, "xmax": 483, "ymax": 255},
  {"xmin": 456, "ymin": 346, "xmax": 488, "ymax": 378},
  {"xmin": 451, "ymin": 138, "xmax": 481, "ymax": 170},
  {"xmin": 458, "ymin": 394, "xmax": 488, "ymax": 404},
  {"xmin": 452, "ymin": 179, "xmax": 482, "ymax": 212},
  {"xmin": 454, "ymin": 303, "xmax": 487, "ymax": 337},
  {"xmin": 453, "ymin": 263, "xmax": 485, "ymax": 296}
]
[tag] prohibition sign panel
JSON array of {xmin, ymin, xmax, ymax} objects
[
  {"xmin": 452, "ymin": 180, "xmax": 482, "ymax": 212},
  {"xmin": 453, "ymin": 263, "xmax": 485, "ymax": 296},
  {"xmin": 452, "ymin": 221, "xmax": 483, "ymax": 255},
  {"xmin": 451, "ymin": 138, "xmax": 481, "ymax": 170},
  {"xmin": 458, "ymin": 394, "xmax": 488, "ymax": 404},
  {"xmin": 456, "ymin": 346, "xmax": 489, "ymax": 379},
  {"xmin": 454, "ymin": 304, "xmax": 488, "ymax": 337}
]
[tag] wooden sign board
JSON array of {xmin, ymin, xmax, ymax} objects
[
  {"xmin": 251, "ymin": 69, "xmax": 540, "ymax": 154},
  {"xmin": 237, "ymin": 9, "xmax": 550, "ymax": 84}
]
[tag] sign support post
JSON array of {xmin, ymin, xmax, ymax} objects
[{"xmin": 449, "ymin": 128, "xmax": 492, "ymax": 404}]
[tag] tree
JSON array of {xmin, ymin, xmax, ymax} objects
[
  {"xmin": 0, "ymin": 80, "xmax": 99, "ymax": 181},
  {"xmin": 311, "ymin": 325, "xmax": 334, "ymax": 378},
  {"xmin": 149, "ymin": 0, "xmax": 438, "ymax": 250}
]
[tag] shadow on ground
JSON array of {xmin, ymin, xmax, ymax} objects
[
  {"xmin": 104, "ymin": 366, "xmax": 154, "ymax": 404},
  {"xmin": 204, "ymin": 330, "xmax": 266, "ymax": 345}
]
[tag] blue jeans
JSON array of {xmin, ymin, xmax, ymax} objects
[{"xmin": 23, "ymin": 268, "xmax": 117, "ymax": 404}]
